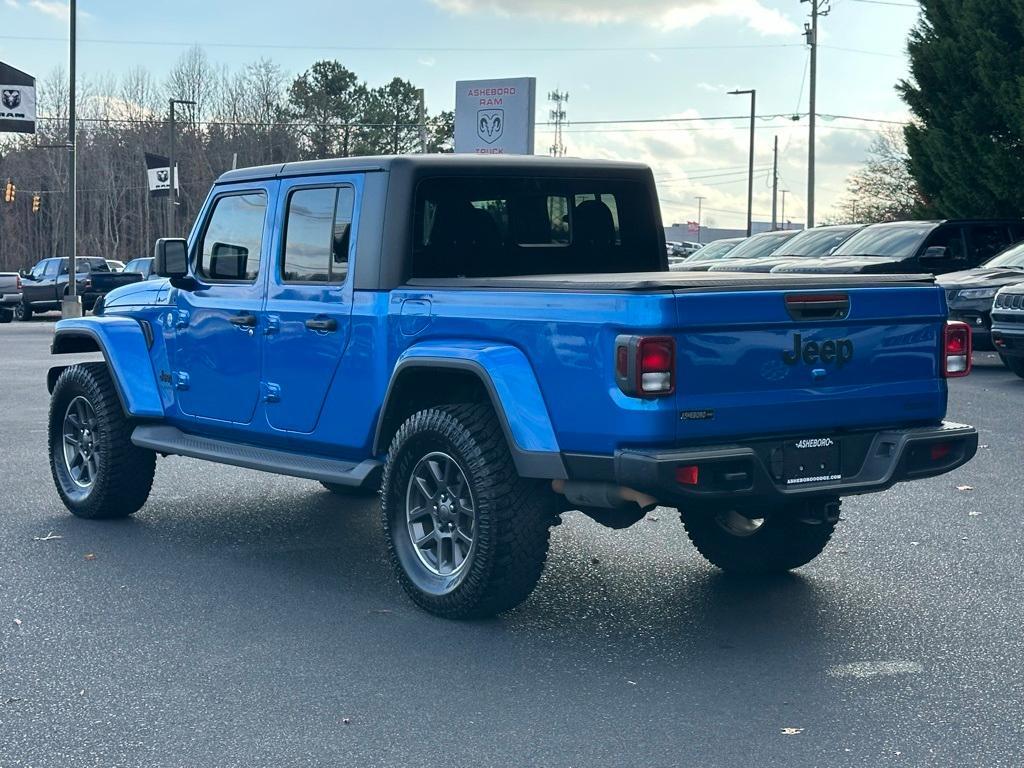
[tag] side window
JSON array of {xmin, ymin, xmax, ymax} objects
[
  {"xmin": 32, "ymin": 261, "xmax": 49, "ymax": 279},
  {"xmin": 969, "ymin": 224, "xmax": 1011, "ymax": 263},
  {"xmin": 924, "ymin": 226, "xmax": 967, "ymax": 262},
  {"xmin": 198, "ymin": 191, "xmax": 268, "ymax": 282},
  {"xmin": 282, "ymin": 185, "xmax": 353, "ymax": 283},
  {"xmin": 44, "ymin": 260, "xmax": 60, "ymax": 277}
]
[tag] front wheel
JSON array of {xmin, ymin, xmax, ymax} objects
[
  {"xmin": 49, "ymin": 363, "xmax": 156, "ymax": 519},
  {"xmin": 381, "ymin": 403, "xmax": 555, "ymax": 619},
  {"xmin": 680, "ymin": 499, "xmax": 839, "ymax": 574},
  {"xmin": 15, "ymin": 302, "xmax": 31, "ymax": 322},
  {"xmin": 999, "ymin": 353, "xmax": 1024, "ymax": 380}
]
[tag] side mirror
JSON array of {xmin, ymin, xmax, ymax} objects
[
  {"xmin": 19, "ymin": 269, "xmax": 31, "ymax": 279},
  {"xmin": 153, "ymin": 238, "xmax": 189, "ymax": 278},
  {"xmin": 920, "ymin": 246, "xmax": 949, "ymax": 260}
]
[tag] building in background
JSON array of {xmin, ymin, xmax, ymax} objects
[{"xmin": 664, "ymin": 221, "xmax": 805, "ymax": 244}]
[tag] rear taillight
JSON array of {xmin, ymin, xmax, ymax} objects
[
  {"xmin": 615, "ymin": 335, "xmax": 675, "ymax": 397},
  {"xmin": 15, "ymin": 275, "xmax": 21, "ymax": 290},
  {"xmin": 943, "ymin": 321, "xmax": 972, "ymax": 378}
]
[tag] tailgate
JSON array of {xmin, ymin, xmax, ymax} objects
[{"xmin": 673, "ymin": 285, "xmax": 947, "ymax": 442}]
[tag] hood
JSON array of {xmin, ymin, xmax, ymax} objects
[
  {"xmin": 936, "ymin": 267, "xmax": 1024, "ymax": 290},
  {"xmin": 670, "ymin": 261, "xmax": 716, "ymax": 272},
  {"xmin": 771, "ymin": 256, "xmax": 905, "ymax": 275},
  {"xmin": 708, "ymin": 257, "xmax": 808, "ymax": 274},
  {"xmin": 102, "ymin": 278, "xmax": 171, "ymax": 308}
]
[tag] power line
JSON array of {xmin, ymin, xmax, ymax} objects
[
  {"xmin": 847, "ymin": 0, "xmax": 918, "ymax": 7},
  {"xmin": 0, "ymin": 34, "xmax": 804, "ymax": 54}
]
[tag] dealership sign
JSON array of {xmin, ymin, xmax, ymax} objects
[
  {"xmin": 145, "ymin": 153, "xmax": 179, "ymax": 197},
  {"xmin": 454, "ymin": 77, "xmax": 536, "ymax": 155},
  {"xmin": 0, "ymin": 62, "xmax": 37, "ymax": 134}
]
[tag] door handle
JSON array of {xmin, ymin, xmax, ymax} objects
[
  {"xmin": 229, "ymin": 314, "xmax": 258, "ymax": 328},
  {"xmin": 305, "ymin": 317, "xmax": 338, "ymax": 332}
]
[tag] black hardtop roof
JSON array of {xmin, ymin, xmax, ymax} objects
[{"xmin": 216, "ymin": 153, "xmax": 653, "ymax": 185}]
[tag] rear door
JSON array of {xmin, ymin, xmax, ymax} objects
[
  {"xmin": 673, "ymin": 284, "xmax": 947, "ymax": 443},
  {"xmin": 261, "ymin": 175, "xmax": 359, "ymax": 433},
  {"xmin": 174, "ymin": 183, "xmax": 276, "ymax": 425}
]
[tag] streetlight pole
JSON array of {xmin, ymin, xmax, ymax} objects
[
  {"xmin": 695, "ymin": 196, "xmax": 706, "ymax": 244},
  {"xmin": 167, "ymin": 98, "xmax": 195, "ymax": 237},
  {"xmin": 62, "ymin": 0, "xmax": 79, "ymax": 318},
  {"xmin": 803, "ymin": 0, "xmax": 829, "ymax": 228},
  {"xmin": 728, "ymin": 88, "xmax": 756, "ymax": 237}
]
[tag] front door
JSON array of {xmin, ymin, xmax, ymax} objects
[
  {"xmin": 261, "ymin": 177, "xmax": 358, "ymax": 433},
  {"xmin": 175, "ymin": 184, "xmax": 276, "ymax": 424}
]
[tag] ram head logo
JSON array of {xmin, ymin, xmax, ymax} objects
[
  {"xmin": 156, "ymin": 169, "xmax": 169, "ymax": 183},
  {"xmin": 477, "ymin": 109, "xmax": 503, "ymax": 144},
  {"xmin": 1, "ymin": 89, "xmax": 21, "ymax": 110}
]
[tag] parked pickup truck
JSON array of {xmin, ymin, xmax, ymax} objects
[
  {"xmin": 17, "ymin": 256, "xmax": 142, "ymax": 319},
  {"xmin": 0, "ymin": 272, "xmax": 21, "ymax": 323},
  {"xmin": 45, "ymin": 155, "xmax": 979, "ymax": 619}
]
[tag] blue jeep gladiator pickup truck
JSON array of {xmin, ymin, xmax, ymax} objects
[{"xmin": 46, "ymin": 155, "xmax": 979, "ymax": 618}]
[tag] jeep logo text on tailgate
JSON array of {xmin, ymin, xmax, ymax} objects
[{"xmin": 782, "ymin": 333, "xmax": 854, "ymax": 367}]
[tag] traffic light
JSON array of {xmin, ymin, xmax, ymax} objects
[
  {"xmin": 3, "ymin": 179, "xmax": 13, "ymax": 203},
  {"xmin": 31, "ymin": 194, "xmax": 40, "ymax": 213}
]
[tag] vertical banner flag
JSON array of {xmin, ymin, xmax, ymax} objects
[
  {"xmin": 454, "ymin": 77, "xmax": 536, "ymax": 155},
  {"xmin": 0, "ymin": 62, "xmax": 37, "ymax": 134},
  {"xmin": 145, "ymin": 153, "xmax": 178, "ymax": 197}
]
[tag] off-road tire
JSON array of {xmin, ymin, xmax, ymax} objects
[
  {"xmin": 680, "ymin": 499, "xmax": 839, "ymax": 574},
  {"xmin": 381, "ymin": 403, "xmax": 556, "ymax": 619},
  {"xmin": 49, "ymin": 363, "xmax": 156, "ymax": 519},
  {"xmin": 320, "ymin": 481, "xmax": 379, "ymax": 498},
  {"xmin": 15, "ymin": 302, "xmax": 31, "ymax": 322},
  {"xmin": 999, "ymin": 353, "xmax": 1024, "ymax": 380},
  {"xmin": 0, "ymin": 307, "xmax": 12, "ymax": 323}
]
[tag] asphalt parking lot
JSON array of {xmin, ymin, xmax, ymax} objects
[{"xmin": 1, "ymin": 316, "xmax": 1022, "ymax": 768}]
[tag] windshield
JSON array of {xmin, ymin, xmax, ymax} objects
[
  {"xmin": 983, "ymin": 242, "xmax": 1024, "ymax": 269},
  {"xmin": 687, "ymin": 240, "xmax": 738, "ymax": 262},
  {"xmin": 721, "ymin": 231, "xmax": 795, "ymax": 260},
  {"xmin": 772, "ymin": 226, "xmax": 860, "ymax": 257},
  {"xmin": 831, "ymin": 222, "xmax": 935, "ymax": 259}
]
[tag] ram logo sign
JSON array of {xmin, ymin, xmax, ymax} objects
[
  {"xmin": 455, "ymin": 77, "xmax": 536, "ymax": 155},
  {"xmin": 477, "ymin": 109, "xmax": 503, "ymax": 144},
  {"xmin": 2, "ymin": 89, "xmax": 20, "ymax": 110}
]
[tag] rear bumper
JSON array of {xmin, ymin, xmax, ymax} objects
[
  {"xmin": 565, "ymin": 421, "xmax": 978, "ymax": 507},
  {"xmin": 0, "ymin": 292, "xmax": 22, "ymax": 307}
]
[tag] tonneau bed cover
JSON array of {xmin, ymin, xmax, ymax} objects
[{"xmin": 405, "ymin": 271, "xmax": 936, "ymax": 293}]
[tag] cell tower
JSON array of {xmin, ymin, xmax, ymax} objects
[{"xmin": 548, "ymin": 90, "xmax": 569, "ymax": 157}]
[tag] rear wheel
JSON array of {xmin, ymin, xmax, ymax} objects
[
  {"xmin": 680, "ymin": 499, "xmax": 839, "ymax": 574},
  {"xmin": 15, "ymin": 302, "xmax": 31, "ymax": 322},
  {"xmin": 999, "ymin": 353, "xmax": 1024, "ymax": 379},
  {"xmin": 48, "ymin": 363, "xmax": 156, "ymax": 519},
  {"xmin": 381, "ymin": 403, "xmax": 555, "ymax": 618},
  {"xmin": 0, "ymin": 307, "xmax": 11, "ymax": 323}
]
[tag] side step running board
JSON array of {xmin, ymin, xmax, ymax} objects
[{"xmin": 131, "ymin": 424, "xmax": 382, "ymax": 488}]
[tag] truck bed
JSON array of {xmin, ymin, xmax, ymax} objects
[{"xmin": 404, "ymin": 271, "xmax": 936, "ymax": 293}]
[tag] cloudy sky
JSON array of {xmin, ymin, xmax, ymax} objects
[{"xmin": 0, "ymin": 0, "xmax": 919, "ymax": 229}]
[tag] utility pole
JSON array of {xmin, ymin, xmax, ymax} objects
[
  {"xmin": 728, "ymin": 88, "xmax": 756, "ymax": 237},
  {"xmin": 416, "ymin": 88, "xmax": 427, "ymax": 153},
  {"xmin": 167, "ymin": 98, "xmax": 195, "ymax": 237},
  {"xmin": 695, "ymin": 196, "xmax": 706, "ymax": 244},
  {"xmin": 803, "ymin": 0, "xmax": 830, "ymax": 229},
  {"xmin": 771, "ymin": 135, "xmax": 779, "ymax": 231},
  {"xmin": 548, "ymin": 90, "xmax": 569, "ymax": 157},
  {"xmin": 63, "ymin": 0, "xmax": 79, "ymax": 317},
  {"xmin": 780, "ymin": 190, "xmax": 789, "ymax": 231}
]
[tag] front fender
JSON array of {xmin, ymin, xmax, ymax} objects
[
  {"xmin": 50, "ymin": 316, "xmax": 163, "ymax": 418},
  {"xmin": 384, "ymin": 341, "xmax": 566, "ymax": 479}
]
